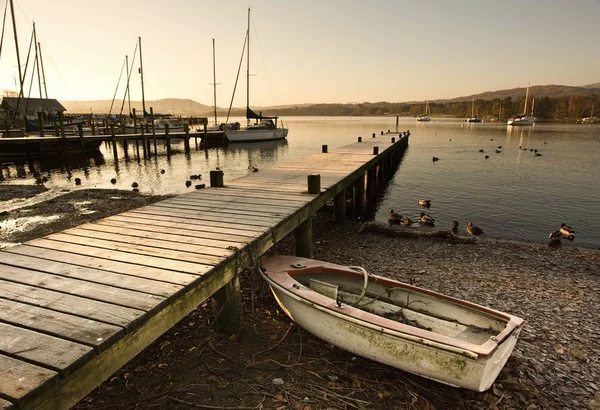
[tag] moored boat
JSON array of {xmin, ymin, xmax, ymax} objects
[{"xmin": 259, "ymin": 255, "xmax": 525, "ymax": 392}]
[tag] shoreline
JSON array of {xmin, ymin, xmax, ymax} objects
[{"xmin": 1, "ymin": 186, "xmax": 599, "ymax": 409}]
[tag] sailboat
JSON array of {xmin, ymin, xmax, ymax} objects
[
  {"xmin": 224, "ymin": 8, "xmax": 288, "ymax": 143},
  {"xmin": 466, "ymin": 96, "xmax": 482, "ymax": 123},
  {"xmin": 416, "ymin": 101, "xmax": 431, "ymax": 122},
  {"xmin": 507, "ymin": 84, "xmax": 536, "ymax": 126}
]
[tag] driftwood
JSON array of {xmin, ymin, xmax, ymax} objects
[{"xmin": 359, "ymin": 222, "xmax": 476, "ymax": 243}]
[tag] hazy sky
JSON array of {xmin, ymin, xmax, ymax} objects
[{"xmin": 0, "ymin": 0, "xmax": 598, "ymax": 111}]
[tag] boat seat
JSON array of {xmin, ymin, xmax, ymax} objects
[{"xmin": 309, "ymin": 279, "xmax": 338, "ymax": 300}]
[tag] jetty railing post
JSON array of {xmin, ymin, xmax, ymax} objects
[
  {"xmin": 132, "ymin": 108, "xmax": 138, "ymax": 134},
  {"xmin": 165, "ymin": 122, "xmax": 171, "ymax": 154},
  {"xmin": 204, "ymin": 122, "xmax": 208, "ymax": 151},
  {"xmin": 210, "ymin": 170, "xmax": 224, "ymax": 187},
  {"xmin": 184, "ymin": 124, "xmax": 190, "ymax": 151},
  {"xmin": 110, "ymin": 124, "xmax": 118, "ymax": 163},
  {"xmin": 58, "ymin": 112, "xmax": 66, "ymax": 156},
  {"xmin": 307, "ymin": 174, "xmax": 321, "ymax": 195},
  {"xmin": 334, "ymin": 187, "xmax": 346, "ymax": 223},
  {"xmin": 150, "ymin": 107, "xmax": 157, "ymax": 154},
  {"xmin": 37, "ymin": 112, "xmax": 44, "ymax": 138},
  {"xmin": 294, "ymin": 217, "xmax": 313, "ymax": 258},
  {"xmin": 358, "ymin": 137, "xmax": 362, "ymax": 142},
  {"xmin": 77, "ymin": 124, "xmax": 86, "ymax": 154},
  {"xmin": 212, "ymin": 275, "xmax": 243, "ymax": 334},
  {"xmin": 322, "ymin": 144, "xmax": 328, "ymax": 153}
]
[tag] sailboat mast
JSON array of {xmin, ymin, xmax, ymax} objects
[
  {"xmin": 471, "ymin": 97, "xmax": 475, "ymax": 118},
  {"xmin": 32, "ymin": 22, "xmax": 43, "ymax": 98},
  {"xmin": 246, "ymin": 7, "xmax": 250, "ymax": 126},
  {"xmin": 126, "ymin": 55, "xmax": 132, "ymax": 116},
  {"xmin": 138, "ymin": 37, "xmax": 146, "ymax": 116},
  {"xmin": 523, "ymin": 83, "xmax": 529, "ymax": 116},
  {"xmin": 38, "ymin": 42, "xmax": 48, "ymax": 98},
  {"xmin": 9, "ymin": 0, "xmax": 24, "ymax": 107},
  {"xmin": 531, "ymin": 97, "xmax": 535, "ymax": 116},
  {"xmin": 212, "ymin": 38, "xmax": 218, "ymax": 126}
]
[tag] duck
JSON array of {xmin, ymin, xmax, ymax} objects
[
  {"xmin": 466, "ymin": 222, "xmax": 483, "ymax": 236},
  {"xmin": 388, "ymin": 209, "xmax": 403, "ymax": 224},
  {"xmin": 549, "ymin": 229, "xmax": 562, "ymax": 243},
  {"xmin": 74, "ymin": 178, "xmax": 81, "ymax": 185},
  {"xmin": 479, "ymin": 149, "xmax": 485, "ymax": 153},
  {"xmin": 419, "ymin": 212, "xmax": 435, "ymax": 226},
  {"xmin": 185, "ymin": 180, "xmax": 192, "ymax": 188},
  {"xmin": 484, "ymin": 155, "xmax": 489, "ymax": 159},
  {"xmin": 559, "ymin": 224, "xmax": 575, "ymax": 240},
  {"xmin": 451, "ymin": 220, "xmax": 459, "ymax": 234},
  {"xmin": 131, "ymin": 182, "xmax": 139, "ymax": 188},
  {"xmin": 432, "ymin": 156, "xmax": 439, "ymax": 162},
  {"xmin": 418, "ymin": 199, "xmax": 431, "ymax": 207},
  {"xmin": 110, "ymin": 178, "xmax": 117, "ymax": 184},
  {"xmin": 403, "ymin": 217, "xmax": 412, "ymax": 226},
  {"xmin": 495, "ymin": 149, "xmax": 501, "ymax": 154}
]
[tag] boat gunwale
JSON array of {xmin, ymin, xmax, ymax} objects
[{"xmin": 260, "ymin": 256, "xmax": 525, "ymax": 358}]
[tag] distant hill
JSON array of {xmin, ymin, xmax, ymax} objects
[
  {"xmin": 60, "ymin": 98, "xmax": 215, "ymax": 116},
  {"xmin": 434, "ymin": 84, "xmax": 600, "ymax": 104}
]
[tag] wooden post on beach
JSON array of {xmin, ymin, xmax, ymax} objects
[
  {"xmin": 294, "ymin": 217, "xmax": 313, "ymax": 258},
  {"xmin": 77, "ymin": 124, "xmax": 86, "ymax": 154},
  {"xmin": 212, "ymin": 275, "xmax": 242, "ymax": 334},
  {"xmin": 150, "ymin": 107, "xmax": 157, "ymax": 154},
  {"xmin": 334, "ymin": 187, "xmax": 346, "ymax": 223},
  {"xmin": 37, "ymin": 112, "xmax": 44, "ymax": 137},
  {"xmin": 110, "ymin": 124, "xmax": 118, "ymax": 163}
]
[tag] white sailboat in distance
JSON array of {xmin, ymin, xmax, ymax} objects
[
  {"xmin": 224, "ymin": 8, "xmax": 288, "ymax": 143},
  {"xmin": 508, "ymin": 84, "xmax": 536, "ymax": 126},
  {"xmin": 416, "ymin": 101, "xmax": 432, "ymax": 122}
]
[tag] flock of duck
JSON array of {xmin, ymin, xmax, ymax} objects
[
  {"xmin": 388, "ymin": 199, "xmax": 485, "ymax": 237},
  {"xmin": 388, "ymin": 199, "xmax": 575, "ymax": 244}
]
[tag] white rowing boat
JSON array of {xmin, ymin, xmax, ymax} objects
[{"xmin": 259, "ymin": 255, "xmax": 525, "ymax": 391}]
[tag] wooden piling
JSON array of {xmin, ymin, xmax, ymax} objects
[
  {"xmin": 150, "ymin": 107, "xmax": 157, "ymax": 154},
  {"xmin": 132, "ymin": 108, "xmax": 138, "ymax": 134},
  {"xmin": 372, "ymin": 133, "xmax": 375, "ymax": 138},
  {"xmin": 77, "ymin": 124, "xmax": 86, "ymax": 154},
  {"xmin": 373, "ymin": 146, "xmax": 379, "ymax": 155},
  {"xmin": 58, "ymin": 112, "xmax": 66, "ymax": 155},
  {"xmin": 322, "ymin": 144, "xmax": 328, "ymax": 153},
  {"xmin": 358, "ymin": 137, "xmax": 362, "ymax": 142},
  {"xmin": 307, "ymin": 174, "xmax": 321, "ymax": 194},
  {"xmin": 37, "ymin": 112, "xmax": 44, "ymax": 138},
  {"xmin": 210, "ymin": 170, "xmax": 224, "ymax": 187},
  {"xmin": 353, "ymin": 173, "xmax": 365, "ymax": 209},
  {"xmin": 294, "ymin": 217, "xmax": 313, "ymax": 258},
  {"xmin": 184, "ymin": 124, "xmax": 190, "ymax": 151},
  {"xmin": 110, "ymin": 124, "xmax": 118, "ymax": 163},
  {"xmin": 212, "ymin": 275, "xmax": 242, "ymax": 334},
  {"xmin": 334, "ymin": 187, "xmax": 346, "ymax": 223},
  {"xmin": 165, "ymin": 122, "xmax": 170, "ymax": 154}
]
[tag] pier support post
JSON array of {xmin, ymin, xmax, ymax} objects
[
  {"xmin": 294, "ymin": 217, "xmax": 313, "ymax": 258},
  {"xmin": 396, "ymin": 115, "xmax": 399, "ymax": 132},
  {"xmin": 37, "ymin": 112, "xmax": 44, "ymax": 137},
  {"xmin": 353, "ymin": 173, "xmax": 365, "ymax": 210},
  {"xmin": 110, "ymin": 125, "xmax": 118, "ymax": 163},
  {"xmin": 210, "ymin": 170, "xmax": 224, "ymax": 187},
  {"xmin": 58, "ymin": 112, "xmax": 66, "ymax": 156},
  {"xmin": 307, "ymin": 174, "xmax": 321, "ymax": 194},
  {"xmin": 150, "ymin": 107, "xmax": 157, "ymax": 154},
  {"xmin": 334, "ymin": 187, "xmax": 346, "ymax": 223},
  {"xmin": 132, "ymin": 108, "xmax": 138, "ymax": 134},
  {"xmin": 78, "ymin": 124, "xmax": 86, "ymax": 154},
  {"xmin": 212, "ymin": 274, "xmax": 243, "ymax": 334},
  {"xmin": 165, "ymin": 123, "xmax": 171, "ymax": 154},
  {"xmin": 184, "ymin": 124, "xmax": 190, "ymax": 151}
]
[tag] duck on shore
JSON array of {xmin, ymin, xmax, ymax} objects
[
  {"xmin": 466, "ymin": 222, "xmax": 483, "ymax": 236},
  {"xmin": 388, "ymin": 209, "xmax": 403, "ymax": 224},
  {"xmin": 549, "ymin": 229, "xmax": 562, "ymax": 242},
  {"xmin": 419, "ymin": 212, "xmax": 435, "ymax": 226},
  {"xmin": 559, "ymin": 224, "xmax": 575, "ymax": 240}
]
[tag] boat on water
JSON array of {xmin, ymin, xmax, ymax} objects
[
  {"xmin": 259, "ymin": 255, "xmax": 525, "ymax": 392},
  {"xmin": 466, "ymin": 96, "xmax": 482, "ymax": 123},
  {"xmin": 508, "ymin": 84, "xmax": 536, "ymax": 126},
  {"xmin": 416, "ymin": 100, "xmax": 432, "ymax": 122},
  {"xmin": 223, "ymin": 8, "xmax": 288, "ymax": 143}
]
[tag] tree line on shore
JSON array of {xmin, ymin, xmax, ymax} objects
[{"xmin": 266, "ymin": 95, "xmax": 599, "ymax": 120}]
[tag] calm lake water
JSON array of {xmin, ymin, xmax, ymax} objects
[{"xmin": 1, "ymin": 116, "xmax": 599, "ymax": 249}]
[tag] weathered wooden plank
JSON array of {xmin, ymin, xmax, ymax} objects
[
  {"xmin": 0, "ymin": 323, "xmax": 93, "ymax": 375},
  {"xmin": 185, "ymin": 189, "xmax": 309, "ymax": 204},
  {"xmin": 0, "ymin": 299, "xmax": 123, "ymax": 348},
  {"xmin": 0, "ymin": 397, "xmax": 15, "ymax": 409},
  {"xmin": 3, "ymin": 246, "xmax": 196, "ymax": 287},
  {"xmin": 142, "ymin": 204, "xmax": 281, "ymax": 225},
  {"xmin": 25, "ymin": 239, "xmax": 211, "ymax": 276},
  {"xmin": 0, "ymin": 354, "xmax": 58, "ymax": 406},
  {"xmin": 0, "ymin": 279, "xmax": 146, "ymax": 329},
  {"xmin": 77, "ymin": 223, "xmax": 248, "ymax": 250},
  {"xmin": 170, "ymin": 193, "xmax": 305, "ymax": 208},
  {"xmin": 0, "ymin": 264, "xmax": 165, "ymax": 313},
  {"xmin": 130, "ymin": 209, "xmax": 271, "ymax": 232},
  {"xmin": 152, "ymin": 201, "xmax": 294, "ymax": 218},
  {"xmin": 108, "ymin": 213, "xmax": 260, "ymax": 238},
  {"xmin": 60, "ymin": 228, "xmax": 232, "ymax": 259},
  {"xmin": 29, "ymin": 266, "xmax": 238, "ymax": 410},
  {"xmin": 43, "ymin": 233, "xmax": 224, "ymax": 266}
]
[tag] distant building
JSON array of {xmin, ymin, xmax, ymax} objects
[{"xmin": 1, "ymin": 97, "xmax": 66, "ymax": 121}]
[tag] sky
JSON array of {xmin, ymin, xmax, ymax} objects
[{"xmin": 0, "ymin": 0, "xmax": 599, "ymax": 111}]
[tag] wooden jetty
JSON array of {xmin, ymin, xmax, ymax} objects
[{"xmin": 0, "ymin": 131, "xmax": 409, "ymax": 409}]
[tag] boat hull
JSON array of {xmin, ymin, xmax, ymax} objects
[
  {"xmin": 260, "ymin": 256, "xmax": 524, "ymax": 392},
  {"xmin": 225, "ymin": 127, "xmax": 288, "ymax": 143}
]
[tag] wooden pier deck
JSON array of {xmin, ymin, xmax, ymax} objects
[{"xmin": 0, "ymin": 132, "xmax": 408, "ymax": 409}]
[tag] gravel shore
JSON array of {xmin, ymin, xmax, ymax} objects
[{"xmin": 1, "ymin": 185, "xmax": 599, "ymax": 409}]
